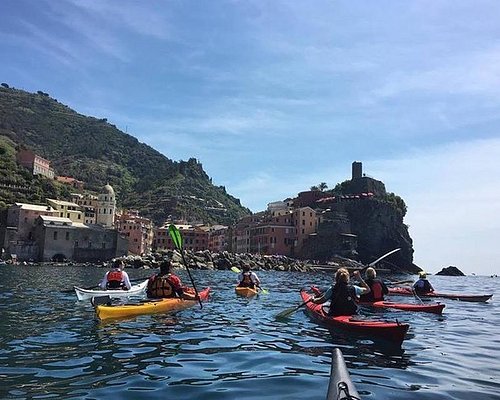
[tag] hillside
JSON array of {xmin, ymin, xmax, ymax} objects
[{"xmin": 0, "ymin": 85, "xmax": 250, "ymax": 225}]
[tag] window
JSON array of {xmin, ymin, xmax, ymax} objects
[
  {"xmin": 102, "ymin": 243, "xmax": 106, "ymax": 249},
  {"xmin": 66, "ymin": 232, "xmax": 70, "ymax": 240},
  {"xmin": 53, "ymin": 231, "xmax": 58, "ymax": 240},
  {"xmin": 75, "ymin": 240, "xmax": 79, "ymax": 248}
]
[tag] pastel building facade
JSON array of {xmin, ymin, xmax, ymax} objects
[
  {"xmin": 47, "ymin": 199, "xmax": 84, "ymax": 223},
  {"xmin": 115, "ymin": 210, "xmax": 154, "ymax": 255},
  {"xmin": 70, "ymin": 193, "xmax": 98, "ymax": 224},
  {"xmin": 16, "ymin": 149, "xmax": 55, "ymax": 179}
]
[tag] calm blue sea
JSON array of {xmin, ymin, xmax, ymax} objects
[{"xmin": 0, "ymin": 265, "xmax": 498, "ymax": 399}]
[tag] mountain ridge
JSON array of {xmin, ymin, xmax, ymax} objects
[{"xmin": 0, "ymin": 84, "xmax": 250, "ymax": 225}]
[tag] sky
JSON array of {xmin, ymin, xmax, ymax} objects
[{"xmin": 1, "ymin": 0, "xmax": 499, "ymax": 276}]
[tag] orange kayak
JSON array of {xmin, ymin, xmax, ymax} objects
[{"xmin": 235, "ymin": 286, "xmax": 258, "ymax": 297}]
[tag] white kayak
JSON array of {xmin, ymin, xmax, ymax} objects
[{"xmin": 74, "ymin": 279, "xmax": 149, "ymax": 301}]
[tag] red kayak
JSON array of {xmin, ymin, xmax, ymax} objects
[
  {"xmin": 310, "ymin": 285, "xmax": 444, "ymax": 314},
  {"xmin": 359, "ymin": 300, "xmax": 445, "ymax": 314},
  {"xmin": 300, "ymin": 290, "xmax": 409, "ymax": 345},
  {"xmin": 389, "ymin": 287, "xmax": 493, "ymax": 303}
]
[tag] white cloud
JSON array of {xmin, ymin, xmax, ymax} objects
[{"xmin": 370, "ymin": 138, "xmax": 500, "ymax": 276}]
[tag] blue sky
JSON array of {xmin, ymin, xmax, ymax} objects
[{"xmin": 1, "ymin": 0, "xmax": 500, "ymax": 276}]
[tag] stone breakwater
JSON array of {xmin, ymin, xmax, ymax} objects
[{"xmin": 106, "ymin": 250, "xmax": 369, "ymax": 273}]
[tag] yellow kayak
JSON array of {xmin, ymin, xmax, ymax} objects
[
  {"xmin": 95, "ymin": 287, "xmax": 210, "ymax": 320},
  {"xmin": 235, "ymin": 286, "xmax": 258, "ymax": 297}
]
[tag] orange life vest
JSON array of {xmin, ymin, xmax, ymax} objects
[{"xmin": 148, "ymin": 275, "xmax": 175, "ymax": 298}]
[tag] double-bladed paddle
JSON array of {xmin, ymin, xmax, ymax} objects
[
  {"xmin": 230, "ymin": 266, "xmax": 268, "ymax": 294},
  {"xmin": 168, "ymin": 224, "xmax": 203, "ymax": 309}
]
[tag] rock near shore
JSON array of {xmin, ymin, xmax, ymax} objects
[{"xmin": 435, "ymin": 266, "xmax": 465, "ymax": 276}]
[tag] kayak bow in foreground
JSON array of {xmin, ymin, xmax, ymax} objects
[
  {"xmin": 326, "ymin": 348, "xmax": 360, "ymax": 400},
  {"xmin": 300, "ymin": 290, "xmax": 409, "ymax": 345},
  {"xmin": 95, "ymin": 287, "xmax": 211, "ymax": 320},
  {"xmin": 388, "ymin": 287, "xmax": 493, "ymax": 303}
]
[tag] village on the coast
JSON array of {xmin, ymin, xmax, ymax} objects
[{"xmin": 0, "ymin": 150, "xmax": 381, "ymax": 271}]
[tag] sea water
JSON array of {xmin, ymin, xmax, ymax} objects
[{"xmin": 0, "ymin": 265, "xmax": 498, "ymax": 399}]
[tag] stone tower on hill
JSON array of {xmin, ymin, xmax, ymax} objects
[
  {"xmin": 96, "ymin": 184, "xmax": 116, "ymax": 228},
  {"xmin": 346, "ymin": 161, "xmax": 386, "ymax": 197}
]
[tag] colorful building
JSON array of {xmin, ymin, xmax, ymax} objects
[
  {"xmin": 47, "ymin": 199, "xmax": 84, "ymax": 223},
  {"xmin": 115, "ymin": 210, "xmax": 154, "ymax": 255},
  {"xmin": 16, "ymin": 149, "xmax": 55, "ymax": 179}
]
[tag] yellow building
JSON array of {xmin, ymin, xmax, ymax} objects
[{"xmin": 46, "ymin": 199, "xmax": 84, "ymax": 224}]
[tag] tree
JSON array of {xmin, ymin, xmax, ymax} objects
[{"xmin": 318, "ymin": 182, "xmax": 328, "ymax": 191}]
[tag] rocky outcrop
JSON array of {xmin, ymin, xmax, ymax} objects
[{"xmin": 435, "ymin": 266, "xmax": 465, "ymax": 276}]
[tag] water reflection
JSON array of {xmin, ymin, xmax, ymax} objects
[{"xmin": 0, "ymin": 266, "xmax": 499, "ymax": 399}]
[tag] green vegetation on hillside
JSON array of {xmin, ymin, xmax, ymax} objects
[{"xmin": 0, "ymin": 86, "xmax": 250, "ymax": 225}]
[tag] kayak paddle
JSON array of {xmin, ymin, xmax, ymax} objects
[
  {"xmin": 276, "ymin": 297, "xmax": 314, "ymax": 319},
  {"xmin": 367, "ymin": 247, "xmax": 401, "ymax": 267},
  {"xmin": 386, "ymin": 279, "xmax": 413, "ymax": 286},
  {"xmin": 168, "ymin": 224, "xmax": 203, "ymax": 309},
  {"xmin": 230, "ymin": 266, "xmax": 268, "ymax": 294}
]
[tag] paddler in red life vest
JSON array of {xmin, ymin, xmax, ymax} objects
[
  {"xmin": 359, "ymin": 267, "xmax": 389, "ymax": 302},
  {"xmin": 312, "ymin": 268, "xmax": 370, "ymax": 316},
  {"xmin": 413, "ymin": 271, "xmax": 434, "ymax": 295},
  {"xmin": 146, "ymin": 260, "xmax": 197, "ymax": 300},
  {"xmin": 100, "ymin": 259, "xmax": 132, "ymax": 290},
  {"xmin": 237, "ymin": 265, "xmax": 261, "ymax": 289}
]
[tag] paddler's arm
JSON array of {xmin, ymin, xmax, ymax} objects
[
  {"xmin": 353, "ymin": 271, "xmax": 370, "ymax": 295},
  {"xmin": 312, "ymin": 286, "xmax": 332, "ymax": 304}
]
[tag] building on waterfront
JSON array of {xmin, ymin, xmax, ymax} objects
[
  {"xmin": 46, "ymin": 199, "xmax": 84, "ymax": 223},
  {"xmin": 1, "ymin": 203, "xmax": 59, "ymax": 260},
  {"xmin": 292, "ymin": 206, "xmax": 318, "ymax": 253},
  {"xmin": 153, "ymin": 223, "xmax": 208, "ymax": 252},
  {"xmin": 115, "ymin": 210, "xmax": 154, "ymax": 255},
  {"xmin": 206, "ymin": 224, "xmax": 228, "ymax": 252},
  {"xmin": 16, "ymin": 149, "xmax": 55, "ymax": 179},
  {"xmin": 34, "ymin": 215, "xmax": 128, "ymax": 262},
  {"xmin": 96, "ymin": 184, "xmax": 116, "ymax": 228},
  {"xmin": 70, "ymin": 193, "xmax": 98, "ymax": 224}
]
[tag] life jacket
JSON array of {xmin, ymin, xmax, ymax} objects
[
  {"xmin": 359, "ymin": 278, "xmax": 387, "ymax": 302},
  {"xmin": 147, "ymin": 274, "xmax": 176, "ymax": 298},
  {"xmin": 328, "ymin": 282, "xmax": 358, "ymax": 316},
  {"xmin": 239, "ymin": 272, "xmax": 255, "ymax": 288},
  {"xmin": 414, "ymin": 279, "xmax": 432, "ymax": 294},
  {"xmin": 106, "ymin": 269, "xmax": 125, "ymax": 289}
]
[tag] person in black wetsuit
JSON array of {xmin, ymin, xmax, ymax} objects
[
  {"xmin": 359, "ymin": 267, "xmax": 389, "ymax": 302},
  {"xmin": 312, "ymin": 268, "xmax": 370, "ymax": 316},
  {"xmin": 413, "ymin": 271, "xmax": 434, "ymax": 295}
]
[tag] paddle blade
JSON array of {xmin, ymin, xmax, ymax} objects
[
  {"xmin": 275, "ymin": 307, "xmax": 297, "ymax": 319},
  {"xmin": 168, "ymin": 224, "xmax": 183, "ymax": 250},
  {"xmin": 260, "ymin": 288, "xmax": 269, "ymax": 295},
  {"xmin": 231, "ymin": 266, "xmax": 241, "ymax": 273}
]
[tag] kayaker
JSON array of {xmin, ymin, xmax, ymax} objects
[
  {"xmin": 237, "ymin": 265, "xmax": 261, "ymax": 289},
  {"xmin": 99, "ymin": 259, "xmax": 132, "ymax": 290},
  {"xmin": 359, "ymin": 267, "xmax": 389, "ymax": 302},
  {"xmin": 312, "ymin": 268, "xmax": 370, "ymax": 316},
  {"xmin": 146, "ymin": 260, "xmax": 197, "ymax": 300},
  {"xmin": 413, "ymin": 271, "xmax": 434, "ymax": 295}
]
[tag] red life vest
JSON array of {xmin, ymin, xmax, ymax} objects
[{"xmin": 106, "ymin": 269, "xmax": 124, "ymax": 289}]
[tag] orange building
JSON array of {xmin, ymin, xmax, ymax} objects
[{"xmin": 115, "ymin": 210, "xmax": 154, "ymax": 255}]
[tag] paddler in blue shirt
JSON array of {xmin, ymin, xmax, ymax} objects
[{"xmin": 413, "ymin": 271, "xmax": 434, "ymax": 295}]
